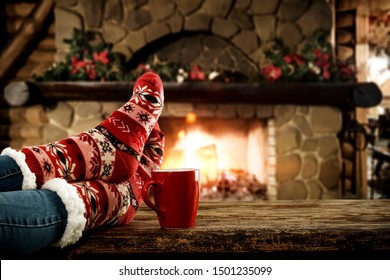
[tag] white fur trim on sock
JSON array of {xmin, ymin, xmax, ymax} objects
[
  {"xmin": 1, "ymin": 147, "xmax": 36, "ymax": 190},
  {"xmin": 42, "ymin": 178, "xmax": 87, "ymax": 248}
]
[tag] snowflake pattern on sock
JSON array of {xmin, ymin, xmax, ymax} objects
[{"xmin": 19, "ymin": 72, "xmax": 164, "ymax": 186}]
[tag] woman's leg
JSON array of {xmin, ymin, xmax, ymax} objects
[
  {"xmin": 39, "ymin": 123, "xmax": 165, "ymax": 248},
  {"xmin": 0, "ymin": 189, "xmax": 68, "ymax": 258},
  {"xmin": 0, "ymin": 155, "xmax": 25, "ymax": 192},
  {"xmin": 1, "ymin": 72, "xmax": 164, "ymax": 188}
]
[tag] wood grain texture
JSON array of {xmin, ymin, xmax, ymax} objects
[{"xmin": 62, "ymin": 200, "xmax": 390, "ymax": 259}]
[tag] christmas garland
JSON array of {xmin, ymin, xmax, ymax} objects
[{"xmin": 33, "ymin": 28, "xmax": 355, "ymax": 83}]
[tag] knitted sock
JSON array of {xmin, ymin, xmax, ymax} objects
[
  {"xmin": 43, "ymin": 123, "xmax": 164, "ymax": 247},
  {"xmin": 1, "ymin": 72, "xmax": 164, "ymax": 189}
]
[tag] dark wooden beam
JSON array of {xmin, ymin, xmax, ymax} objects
[{"xmin": 4, "ymin": 81, "xmax": 383, "ymax": 109}]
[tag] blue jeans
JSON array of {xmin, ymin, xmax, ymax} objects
[{"xmin": 0, "ymin": 155, "xmax": 68, "ymax": 258}]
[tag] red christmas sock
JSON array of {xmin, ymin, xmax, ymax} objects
[
  {"xmin": 1, "ymin": 72, "xmax": 164, "ymax": 188},
  {"xmin": 42, "ymin": 123, "xmax": 164, "ymax": 247}
]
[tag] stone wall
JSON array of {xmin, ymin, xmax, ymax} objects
[
  {"xmin": 53, "ymin": 0, "xmax": 332, "ymax": 74},
  {"xmin": 273, "ymin": 105, "xmax": 342, "ymax": 199}
]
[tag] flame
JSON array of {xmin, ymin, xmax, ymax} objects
[
  {"xmin": 162, "ymin": 128, "xmax": 218, "ymax": 186},
  {"xmin": 161, "ymin": 113, "xmax": 267, "ymax": 190}
]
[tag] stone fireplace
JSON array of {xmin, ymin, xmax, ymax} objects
[
  {"xmin": 1, "ymin": 0, "xmax": 384, "ymax": 200},
  {"xmin": 6, "ymin": 82, "xmax": 351, "ymax": 201}
]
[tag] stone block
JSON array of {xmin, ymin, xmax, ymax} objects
[
  {"xmin": 44, "ymin": 123, "xmax": 68, "ymax": 143},
  {"xmin": 297, "ymin": 0, "xmax": 332, "ymax": 37},
  {"xmin": 276, "ymin": 153, "xmax": 301, "ymax": 182},
  {"xmin": 101, "ymin": 102, "xmax": 122, "ymax": 118},
  {"xmin": 293, "ymin": 115, "xmax": 313, "ymax": 137},
  {"xmin": 80, "ymin": 0, "xmax": 104, "ymax": 28},
  {"xmin": 301, "ymin": 138, "xmax": 319, "ymax": 152},
  {"xmin": 318, "ymin": 136, "xmax": 340, "ymax": 158},
  {"xmin": 301, "ymin": 154, "xmax": 318, "ymax": 179},
  {"xmin": 212, "ymin": 18, "xmax": 239, "ymax": 38},
  {"xmin": 231, "ymin": 8, "xmax": 253, "ymax": 29},
  {"xmin": 72, "ymin": 118, "xmax": 102, "ymax": 134},
  {"xmin": 319, "ymin": 156, "xmax": 341, "ymax": 190},
  {"xmin": 253, "ymin": 15, "xmax": 275, "ymax": 42},
  {"xmin": 307, "ymin": 180, "xmax": 323, "ymax": 199},
  {"xmin": 185, "ymin": 14, "xmax": 212, "ymax": 32},
  {"xmin": 103, "ymin": 22, "xmax": 127, "ymax": 44},
  {"xmin": 278, "ymin": 0, "xmax": 309, "ymax": 21},
  {"xmin": 112, "ymin": 42, "xmax": 133, "ymax": 61},
  {"xmin": 150, "ymin": 0, "xmax": 175, "ymax": 21},
  {"xmin": 144, "ymin": 23, "xmax": 170, "ymax": 43},
  {"xmin": 75, "ymin": 101, "xmax": 102, "ymax": 119},
  {"xmin": 216, "ymin": 104, "xmax": 237, "ymax": 118},
  {"xmin": 276, "ymin": 126, "xmax": 301, "ymax": 154},
  {"xmin": 249, "ymin": 0, "xmax": 278, "ymax": 15},
  {"xmin": 48, "ymin": 102, "xmax": 74, "ymax": 128},
  {"xmin": 125, "ymin": 31, "xmax": 146, "ymax": 53},
  {"xmin": 256, "ymin": 105, "xmax": 274, "ymax": 119},
  {"xmin": 193, "ymin": 104, "xmax": 217, "ymax": 118},
  {"xmin": 200, "ymin": 0, "xmax": 234, "ymax": 18},
  {"xmin": 235, "ymin": 0, "xmax": 251, "ymax": 9},
  {"xmin": 9, "ymin": 105, "xmax": 48, "ymax": 125},
  {"xmin": 124, "ymin": 8, "xmax": 152, "ymax": 31},
  {"xmin": 168, "ymin": 12, "xmax": 184, "ymax": 33},
  {"xmin": 237, "ymin": 104, "xmax": 255, "ymax": 118},
  {"xmin": 276, "ymin": 22, "xmax": 302, "ymax": 51},
  {"xmin": 103, "ymin": 0, "xmax": 123, "ymax": 22},
  {"xmin": 310, "ymin": 107, "xmax": 342, "ymax": 134},
  {"xmin": 274, "ymin": 105, "xmax": 296, "ymax": 127},
  {"xmin": 232, "ymin": 30, "xmax": 259, "ymax": 55},
  {"xmin": 174, "ymin": 0, "xmax": 203, "ymax": 15},
  {"xmin": 298, "ymin": 106, "xmax": 310, "ymax": 115},
  {"xmin": 54, "ymin": 8, "xmax": 83, "ymax": 53},
  {"xmin": 164, "ymin": 103, "xmax": 193, "ymax": 117},
  {"xmin": 277, "ymin": 179, "xmax": 307, "ymax": 200}
]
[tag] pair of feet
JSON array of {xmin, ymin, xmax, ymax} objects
[{"xmin": 1, "ymin": 72, "xmax": 165, "ymax": 247}]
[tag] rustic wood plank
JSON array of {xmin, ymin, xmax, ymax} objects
[
  {"xmin": 0, "ymin": 0, "xmax": 54, "ymax": 80},
  {"xmin": 59, "ymin": 200, "xmax": 390, "ymax": 260},
  {"xmin": 7, "ymin": 81, "xmax": 383, "ymax": 109}
]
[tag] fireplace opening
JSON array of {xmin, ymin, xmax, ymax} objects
[{"xmin": 159, "ymin": 114, "xmax": 269, "ymax": 200}]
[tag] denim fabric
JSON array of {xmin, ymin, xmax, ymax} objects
[
  {"xmin": 0, "ymin": 155, "xmax": 68, "ymax": 258},
  {"xmin": 0, "ymin": 155, "xmax": 23, "ymax": 192},
  {"xmin": 0, "ymin": 189, "xmax": 68, "ymax": 258}
]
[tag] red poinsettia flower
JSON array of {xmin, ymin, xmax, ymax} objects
[
  {"xmin": 189, "ymin": 65, "xmax": 206, "ymax": 80},
  {"xmin": 262, "ymin": 64, "xmax": 282, "ymax": 82},
  {"xmin": 93, "ymin": 50, "xmax": 110, "ymax": 64},
  {"xmin": 283, "ymin": 55, "xmax": 294, "ymax": 64},
  {"xmin": 323, "ymin": 69, "xmax": 331, "ymax": 80},
  {"xmin": 71, "ymin": 59, "xmax": 87, "ymax": 74},
  {"xmin": 293, "ymin": 54, "xmax": 304, "ymax": 65},
  {"xmin": 80, "ymin": 60, "xmax": 96, "ymax": 80}
]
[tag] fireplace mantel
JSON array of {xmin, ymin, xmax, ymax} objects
[{"xmin": 4, "ymin": 81, "xmax": 383, "ymax": 109}]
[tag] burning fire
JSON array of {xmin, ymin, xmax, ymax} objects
[
  {"xmin": 161, "ymin": 112, "xmax": 268, "ymax": 200},
  {"xmin": 162, "ymin": 126, "xmax": 219, "ymax": 186}
]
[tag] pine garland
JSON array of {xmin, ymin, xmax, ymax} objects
[{"xmin": 33, "ymin": 28, "xmax": 356, "ymax": 83}]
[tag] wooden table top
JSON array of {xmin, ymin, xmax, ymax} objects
[{"xmin": 61, "ymin": 200, "xmax": 390, "ymax": 260}]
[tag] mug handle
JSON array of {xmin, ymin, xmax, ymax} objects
[{"xmin": 142, "ymin": 181, "xmax": 164, "ymax": 217}]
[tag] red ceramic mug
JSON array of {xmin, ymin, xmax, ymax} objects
[{"xmin": 142, "ymin": 168, "xmax": 200, "ymax": 228}]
